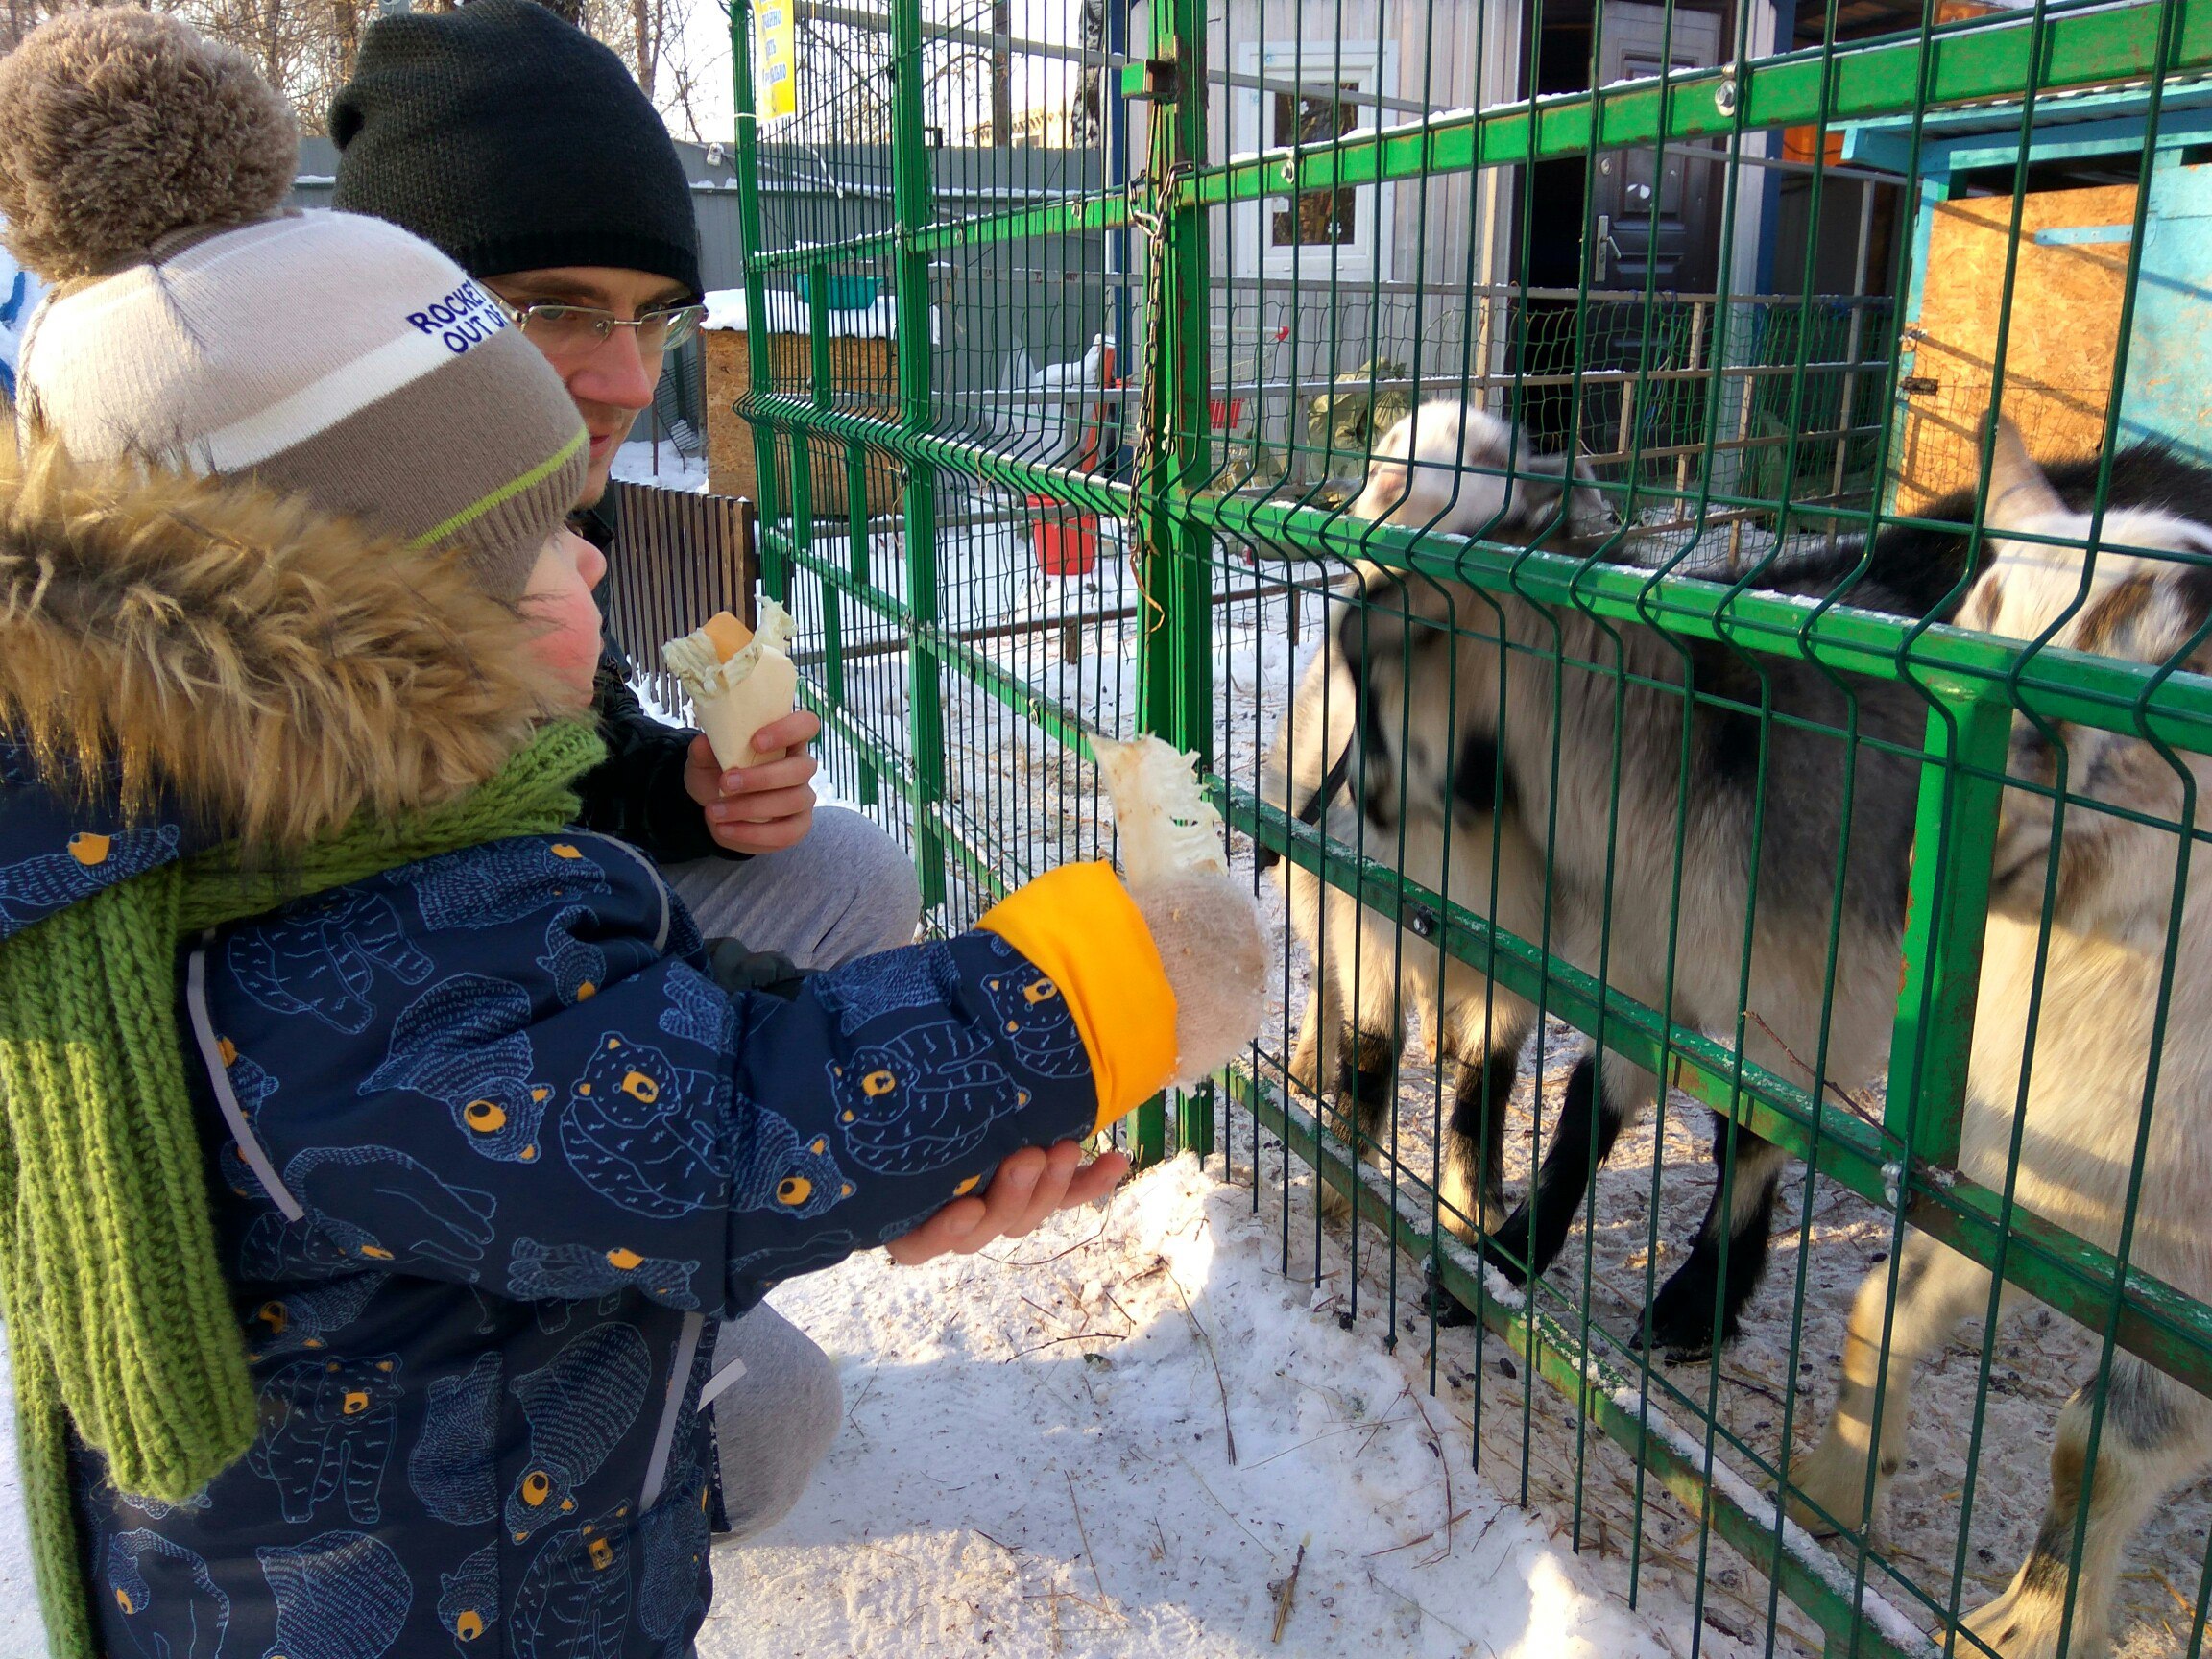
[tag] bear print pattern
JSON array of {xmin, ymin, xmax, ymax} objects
[
  {"xmin": 561, "ymin": 1036, "xmax": 729, "ymax": 1218},
  {"xmin": 256, "ymin": 1528, "xmax": 412, "ymax": 1659},
  {"xmin": 438, "ymin": 1540, "xmax": 501, "ymax": 1654},
  {"xmin": 227, "ymin": 886, "xmax": 434, "ymax": 1035},
  {"xmin": 538, "ymin": 906, "xmax": 609, "ymax": 1006},
  {"xmin": 408, "ymin": 1352, "xmax": 503, "ymax": 1527},
  {"xmin": 828, "ymin": 1020, "xmax": 1028, "ymax": 1174},
  {"xmin": 276, "ymin": 1144, "xmax": 497, "ymax": 1279},
  {"xmin": 407, "ymin": 839, "xmax": 611, "ymax": 930},
  {"xmin": 509, "ymin": 1237, "xmax": 702, "ymax": 1312},
  {"xmin": 106, "ymin": 1529, "xmax": 229, "ymax": 1659},
  {"xmin": 247, "ymin": 1354, "xmax": 404, "ymax": 1527},
  {"xmin": 0, "ymin": 823, "xmax": 180, "ymax": 926},
  {"xmin": 79, "ymin": 833, "xmax": 1111, "ymax": 1658},
  {"xmin": 364, "ymin": 974, "xmax": 554, "ymax": 1163},
  {"xmin": 216, "ymin": 1046, "xmax": 281, "ymax": 1202},
  {"xmin": 981, "ymin": 965, "xmax": 1088, "ymax": 1078},
  {"xmin": 512, "ymin": 1503, "xmax": 634, "ymax": 1659},
  {"xmin": 728, "ymin": 1226, "xmax": 859, "ymax": 1285},
  {"xmin": 810, "ymin": 942, "xmax": 961, "ymax": 1036},
  {"xmin": 240, "ymin": 1274, "xmax": 385, "ymax": 1363},
  {"xmin": 729, "ymin": 1103, "xmax": 854, "ymax": 1221},
  {"xmin": 655, "ymin": 967, "xmax": 733, "ymax": 1053},
  {"xmin": 505, "ymin": 1322, "xmax": 651, "ymax": 1543}
]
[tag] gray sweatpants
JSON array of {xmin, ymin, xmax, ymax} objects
[
  {"xmin": 665, "ymin": 804, "xmax": 921, "ymax": 1540},
  {"xmin": 665, "ymin": 804, "xmax": 923, "ymax": 972}
]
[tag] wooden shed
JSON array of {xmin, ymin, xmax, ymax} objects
[
  {"xmin": 1843, "ymin": 83, "xmax": 2212, "ymax": 512},
  {"xmin": 701, "ymin": 287, "xmax": 906, "ymax": 518}
]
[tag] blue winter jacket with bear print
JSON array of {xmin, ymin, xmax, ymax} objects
[{"xmin": 0, "ymin": 769, "xmax": 1098, "ymax": 1659}]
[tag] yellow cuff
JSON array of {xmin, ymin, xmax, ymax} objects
[{"xmin": 977, "ymin": 862, "xmax": 1178, "ymax": 1130}]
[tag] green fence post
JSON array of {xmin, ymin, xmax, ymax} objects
[
  {"xmin": 805, "ymin": 258, "xmax": 843, "ymax": 741},
  {"xmin": 1130, "ymin": 0, "xmax": 1216, "ymax": 1163},
  {"xmin": 729, "ymin": 0, "xmax": 787, "ymax": 603},
  {"xmin": 889, "ymin": 0, "xmax": 949, "ymax": 919},
  {"xmin": 1887, "ymin": 687, "xmax": 2010, "ymax": 1170}
]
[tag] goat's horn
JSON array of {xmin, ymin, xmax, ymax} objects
[{"xmin": 1984, "ymin": 413, "xmax": 2066, "ymax": 532}]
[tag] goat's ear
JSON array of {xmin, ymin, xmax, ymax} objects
[
  {"xmin": 1513, "ymin": 445, "xmax": 1618, "ymax": 541},
  {"xmin": 1984, "ymin": 414, "xmax": 2067, "ymax": 534}
]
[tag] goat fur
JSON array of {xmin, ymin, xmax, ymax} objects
[{"xmin": 1791, "ymin": 423, "xmax": 2212, "ymax": 1659}]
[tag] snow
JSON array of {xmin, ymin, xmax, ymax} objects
[
  {"xmin": 701, "ymin": 287, "xmax": 943, "ymax": 345},
  {"xmin": 613, "ymin": 438, "xmax": 709, "ymax": 493},
  {"xmin": 700, "ymin": 1154, "xmax": 1685, "ymax": 1659}
]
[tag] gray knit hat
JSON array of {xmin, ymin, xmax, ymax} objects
[{"xmin": 0, "ymin": 9, "xmax": 586, "ymax": 599}]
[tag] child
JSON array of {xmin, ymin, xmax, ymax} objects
[{"xmin": 0, "ymin": 12, "xmax": 1265, "ymax": 1659}]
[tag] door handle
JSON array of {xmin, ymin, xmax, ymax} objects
[{"xmin": 1594, "ymin": 213, "xmax": 1624, "ymax": 284}]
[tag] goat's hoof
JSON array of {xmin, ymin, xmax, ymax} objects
[
  {"xmin": 1777, "ymin": 1444, "xmax": 1883, "ymax": 1542},
  {"xmin": 1637, "ymin": 1283, "xmax": 1736, "ymax": 1362},
  {"xmin": 1473, "ymin": 1232, "xmax": 1532, "ymax": 1291},
  {"xmin": 1961, "ymin": 1580, "xmax": 2100, "ymax": 1659}
]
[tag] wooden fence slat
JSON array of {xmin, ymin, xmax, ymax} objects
[{"xmin": 604, "ymin": 481, "xmax": 758, "ymax": 722}]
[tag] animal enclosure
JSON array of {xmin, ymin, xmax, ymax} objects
[{"xmin": 721, "ymin": 0, "xmax": 2212, "ymax": 1653}]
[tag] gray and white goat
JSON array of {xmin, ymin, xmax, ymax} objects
[
  {"xmin": 1262, "ymin": 397, "xmax": 1970, "ymax": 1357},
  {"xmin": 1791, "ymin": 426, "xmax": 2212, "ymax": 1659}
]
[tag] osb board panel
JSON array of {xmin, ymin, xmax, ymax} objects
[
  {"xmin": 1894, "ymin": 183, "xmax": 2136, "ymax": 513},
  {"xmin": 703, "ymin": 330, "xmax": 903, "ymax": 517}
]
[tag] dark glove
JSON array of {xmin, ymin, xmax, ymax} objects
[{"xmin": 706, "ymin": 937, "xmax": 812, "ymax": 1003}]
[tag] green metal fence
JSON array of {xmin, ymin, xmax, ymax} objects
[{"xmin": 719, "ymin": 0, "xmax": 2212, "ymax": 1651}]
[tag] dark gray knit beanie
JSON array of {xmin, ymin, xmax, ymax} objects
[{"xmin": 329, "ymin": 0, "xmax": 701, "ymax": 300}]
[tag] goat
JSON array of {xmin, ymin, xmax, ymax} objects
[
  {"xmin": 1263, "ymin": 397, "xmax": 1978, "ymax": 1358},
  {"xmin": 1790, "ymin": 425, "xmax": 2212, "ymax": 1659},
  {"xmin": 1262, "ymin": 400, "xmax": 1603, "ymax": 1247}
]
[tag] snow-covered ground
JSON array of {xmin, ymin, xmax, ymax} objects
[
  {"xmin": 613, "ymin": 436, "xmax": 709, "ymax": 493},
  {"xmin": 701, "ymin": 1153, "xmax": 1698, "ymax": 1659}
]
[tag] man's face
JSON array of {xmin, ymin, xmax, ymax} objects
[{"xmin": 483, "ymin": 265, "xmax": 692, "ymax": 507}]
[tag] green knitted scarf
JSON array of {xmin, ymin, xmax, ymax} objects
[{"xmin": 0, "ymin": 718, "xmax": 605, "ymax": 1659}]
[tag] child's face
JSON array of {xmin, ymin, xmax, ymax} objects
[{"xmin": 520, "ymin": 528, "xmax": 609, "ymax": 709}]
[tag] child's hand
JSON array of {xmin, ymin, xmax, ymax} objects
[
  {"xmin": 682, "ymin": 716, "xmax": 822, "ymax": 854},
  {"xmin": 883, "ymin": 1141, "xmax": 1131, "ymax": 1265}
]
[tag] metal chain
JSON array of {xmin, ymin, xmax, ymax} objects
[{"xmin": 1123, "ymin": 139, "xmax": 1187, "ymax": 630}]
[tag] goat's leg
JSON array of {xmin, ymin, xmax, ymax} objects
[
  {"xmin": 1789, "ymin": 1232, "xmax": 2008, "ymax": 1536},
  {"xmin": 1431, "ymin": 966, "xmax": 1530, "ymax": 1240},
  {"xmin": 1640, "ymin": 1121, "xmax": 1789, "ymax": 1361},
  {"xmin": 1310, "ymin": 902, "xmax": 1403, "ymax": 1226},
  {"xmin": 1484, "ymin": 1053, "xmax": 1640, "ymax": 1287},
  {"xmin": 1963, "ymin": 1356, "xmax": 2212, "ymax": 1659}
]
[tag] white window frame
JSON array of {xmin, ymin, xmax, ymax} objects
[{"xmin": 1230, "ymin": 40, "xmax": 1398, "ymax": 282}]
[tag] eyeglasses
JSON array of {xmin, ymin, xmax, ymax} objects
[{"xmin": 492, "ymin": 297, "xmax": 708, "ymax": 358}]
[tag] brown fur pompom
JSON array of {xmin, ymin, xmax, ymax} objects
[{"xmin": 0, "ymin": 9, "xmax": 298, "ymax": 282}]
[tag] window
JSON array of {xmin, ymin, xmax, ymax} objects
[
  {"xmin": 1271, "ymin": 83, "xmax": 1362, "ymax": 252},
  {"xmin": 1232, "ymin": 43, "xmax": 1397, "ymax": 279}
]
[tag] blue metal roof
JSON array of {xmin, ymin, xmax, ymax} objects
[{"xmin": 1841, "ymin": 79, "xmax": 2212, "ymax": 176}]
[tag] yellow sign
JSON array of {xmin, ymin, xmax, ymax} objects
[{"xmin": 755, "ymin": 0, "xmax": 796, "ymax": 122}]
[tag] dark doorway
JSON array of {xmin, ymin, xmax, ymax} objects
[{"xmin": 1511, "ymin": 0, "xmax": 1724, "ymax": 453}]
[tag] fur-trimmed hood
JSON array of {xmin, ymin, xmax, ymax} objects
[{"xmin": 0, "ymin": 440, "xmax": 570, "ymax": 941}]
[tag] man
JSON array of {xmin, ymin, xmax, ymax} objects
[{"xmin": 328, "ymin": 0, "xmax": 1123, "ymax": 1546}]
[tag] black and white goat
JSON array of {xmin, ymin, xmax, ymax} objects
[
  {"xmin": 1790, "ymin": 426, "xmax": 2212, "ymax": 1659},
  {"xmin": 1263, "ymin": 397, "xmax": 1978, "ymax": 1358}
]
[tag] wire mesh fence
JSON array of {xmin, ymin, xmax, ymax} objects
[{"xmin": 723, "ymin": 0, "xmax": 2212, "ymax": 1651}]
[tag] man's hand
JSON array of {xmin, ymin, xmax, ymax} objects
[
  {"xmin": 682, "ymin": 711, "xmax": 823, "ymax": 854},
  {"xmin": 883, "ymin": 1141, "xmax": 1131, "ymax": 1266}
]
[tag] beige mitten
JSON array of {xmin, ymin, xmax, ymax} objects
[
  {"xmin": 1134, "ymin": 873, "xmax": 1268, "ymax": 1085},
  {"xmin": 1094, "ymin": 735, "xmax": 1268, "ymax": 1085}
]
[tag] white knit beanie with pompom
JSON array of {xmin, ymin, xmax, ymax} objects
[{"xmin": 0, "ymin": 8, "xmax": 586, "ymax": 597}]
